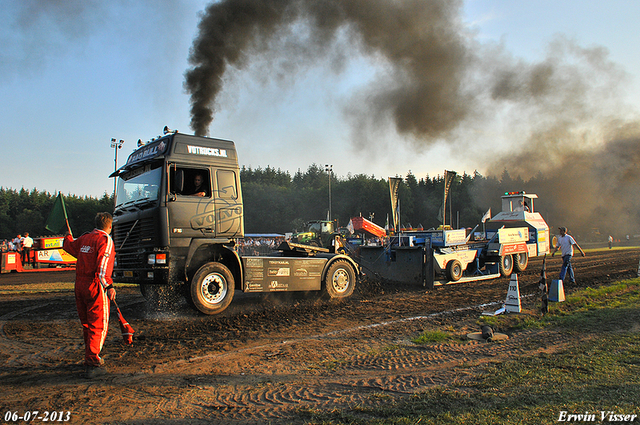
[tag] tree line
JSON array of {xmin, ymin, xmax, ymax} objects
[
  {"xmin": 238, "ymin": 164, "xmax": 635, "ymax": 241},
  {"xmin": 1, "ymin": 165, "xmax": 633, "ymax": 242},
  {"xmin": 242, "ymin": 165, "xmax": 514, "ymax": 235},
  {"xmin": 0, "ymin": 188, "xmax": 114, "ymax": 241}
]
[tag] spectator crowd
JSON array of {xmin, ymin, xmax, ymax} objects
[{"xmin": 1, "ymin": 233, "xmax": 35, "ymax": 266}]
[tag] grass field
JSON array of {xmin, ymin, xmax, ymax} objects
[{"xmin": 303, "ymin": 279, "xmax": 640, "ymax": 424}]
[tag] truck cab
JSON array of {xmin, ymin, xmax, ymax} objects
[
  {"xmin": 111, "ymin": 129, "xmax": 358, "ymax": 315},
  {"xmin": 111, "ymin": 131, "xmax": 243, "ymax": 305}
]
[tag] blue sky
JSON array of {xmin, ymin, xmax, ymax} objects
[{"xmin": 1, "ymin": 0, "xmax": 639, "ymax": 198}]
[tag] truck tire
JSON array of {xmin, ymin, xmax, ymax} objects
[
  {"xmin": 446, "ymin": 259, "xmax": 463, "ymax": 282},
  {"xmin": 499, "ymin": 254, "xmax": 514, "ymax": 277},
  {"xmin": 324, "ymin": 260, "xmax": 356, "ymax": 299},
  {"xmin": 514, "ymin": 252, "xmax": 529, "ymax": 272},
  {"xmin": 190, "ymin": 262, "xmax": 235, "ymax": 315}
]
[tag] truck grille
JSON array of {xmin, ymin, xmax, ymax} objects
[{"xmin": 113, "ymin": 218, "xmax": 157, "ymax": 268}]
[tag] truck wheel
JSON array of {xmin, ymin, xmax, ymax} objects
[
  {"xmin": 324, "ymin": 260, "xmax": 356, "ymax": 299},
  {"xmin": 514, "ymin": 252, "xmax": 529, "ymax": 272},
  {"xmin": 190, "ymin": 262, "xmax": 235, "ymax": 315},
  {"xmin": 499, "ymin": 254, "xmax": 514, "ymax": 277},
  {"xmin": 446, "ymin": 259, "xmax": 463, "ymax": 282}
]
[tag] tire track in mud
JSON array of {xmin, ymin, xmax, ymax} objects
[
  {"xmin": 1, "ymin": 248, "xmax": 637, "ymax": 424},
  {"xmin": 0, "ymin": 302, "xmax": 75, "ymax": 369},
  {"xmin": 0, "ymin": 297, "xmax": 142, "ymax": 371},
  {"xmin": 126, "ymin": 295, "xmax": 552, "ymax": 423},
  {"xmin": 166, "ymin": 329, "xmax": 574, "ymax": 424}
]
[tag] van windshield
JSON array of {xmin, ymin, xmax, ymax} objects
[{"xmin": 115, "ymin": 164, "xmax": 162, "ymax": 209}]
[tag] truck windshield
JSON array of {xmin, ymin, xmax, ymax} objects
[{"xmin": 115, "ymin": 164, "xmax": 162, "ymax": 209}]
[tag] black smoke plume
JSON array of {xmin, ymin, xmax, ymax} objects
[
  {"xmin": 185, "ymin": 0, "xmax": 640, "ymax": 238},
  {"xmin": 185, "ymin": 0, "xmax": 470, "ymax": 137}
]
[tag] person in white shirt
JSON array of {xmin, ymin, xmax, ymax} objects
[
  {"xmin": 22, "ymin": 232, "xmax": 34, "ymax": 266},
  {"xmin": 551, "ymin": 227, "xmax": 585, "ymax": 284}
]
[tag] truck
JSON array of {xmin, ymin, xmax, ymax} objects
[
  {"xmin": 358, "ymin": 191, "xmax": 550, "ymax": 287},
  {"xmin": 109, "ymin": 128, "xmax": 359, "ymax": 315}
]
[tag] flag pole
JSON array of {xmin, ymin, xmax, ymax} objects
[
  {"xmin": 66, "ymin": 216, "xmax": 73, "ymax": 238},
  {"xmin": 61, "ymin": 192, "xmax": 73, "ymax": 238}
]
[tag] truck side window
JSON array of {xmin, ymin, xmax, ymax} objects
[
  {"xmin": 171, "ymin": 168, "xmax": 211, "ymax": 198},
  {"xmin": 217, "ymin": 170, "xmax": 237, "ymax": 199}
]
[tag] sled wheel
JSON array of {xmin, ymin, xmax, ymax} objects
[
  {"xmin": 190, "ymin": 262, "xmax": 235, "ymax": 315},
  {"xmin": 514, "ymin": 252, "xmax": 529, "ymax": 272},
  {"xmin": 499, "ymin": 254, "xmax": 514, "ymax": 277},
  {"xmin": 446, "ymin": 259, "xmax": 463, "ymax": 282},
  {"xmin": 324, "ymin": 260, "xmax": 356, "ymax": 299}
]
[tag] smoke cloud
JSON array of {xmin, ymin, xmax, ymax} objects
[
  {"xmin": 185, "ymin": 0, "xmax": 640, "ymax": 237},
  {"xmin": 185, "ymin": 0, "xmax": 471, "ymax": 137}
]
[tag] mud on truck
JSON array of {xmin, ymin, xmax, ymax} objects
[{"xmin": 110, "ymin": 129, "xmax": 359, "ymax": 315}]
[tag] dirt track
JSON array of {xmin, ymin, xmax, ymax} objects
[{"xmin": 1, "ymin": 247, "xmax": 638, "ymax": 424}]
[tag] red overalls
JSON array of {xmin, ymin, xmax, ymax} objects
[{"xmin": 64, "ymin": 230, "xmax": 115, "ymax": 366}]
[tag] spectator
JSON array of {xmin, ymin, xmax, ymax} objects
[
  {"xmin": 22, "ymin": 232, "xmax": 34, "ymax": 266},
  {"xmin": 12, "ymin": 235, "xmax": 22, "ymax": 253}
]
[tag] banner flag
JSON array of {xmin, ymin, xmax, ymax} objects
[
  {"xmin": 346, "ymin": 219, "xmax": 354, "ymax": 235},
  {"xmin": 388, "ymin": 177, "xmax": 402, "ymax": 232},
  {"xmin": 441, "ymin": 170, "xmax": 457, "ymax": 226},
  {"xmin": 45, "ymin": 192, "xmax": 70, "ymax": 234},
  {"xmin": 437, "ymin": 204, "xmax": 444, "ymax": 223},
  {"xmin": 481, "ymin": 208, "xmax": 491, "ymax": 223}
]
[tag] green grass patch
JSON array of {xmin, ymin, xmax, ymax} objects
[
  {"xmin": 411, "ymin": 329, "xmax": 453, "ymax": 345},
  {"xmin": 411, "ymin": 325, "xmax": 468, "ymax": 345},
  {"xmin": 300, "ymin": 279, "xmax": 640, "ymax": 424}
]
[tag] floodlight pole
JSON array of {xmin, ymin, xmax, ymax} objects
[
  {"xmin": 110, "ymin": 138, "xmax": 124, "ymax": 205},
  {"xmin": 325, "ymin": 164, "xmax": 333, "ymax": 220}
]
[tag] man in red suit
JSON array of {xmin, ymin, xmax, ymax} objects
[{"xmin": 64, "ymin": 212, "xmax": 116, "ymax": 378}]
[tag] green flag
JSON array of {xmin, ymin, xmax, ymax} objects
[{"xmin": 45, "ymin": 192, "xmax": 69, "ymax": 234}]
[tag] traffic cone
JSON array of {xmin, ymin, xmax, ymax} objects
[
  {"xmin": 548, "ymin": 279, "xmax": 565, "ymax": 302},
  {"xmin": 505, "ymin": 273, "xmax": 521, "ymax": 313}
]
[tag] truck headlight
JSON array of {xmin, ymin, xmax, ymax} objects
[{"xmin": 148, "ymin": 253, "xmax": 167, "ymax": 265}]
